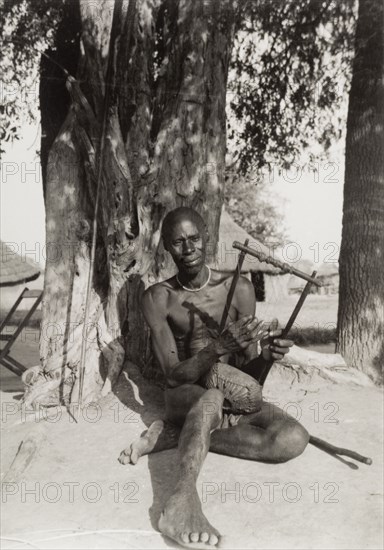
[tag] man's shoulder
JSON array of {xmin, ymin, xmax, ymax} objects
[
  {"xmin": 143, "ymin": 280, "xmax": 171, "ymax": 298},
  {"xmin": 142, "ymin": 279, "xmax": 174, "ymax": 311},
  {"xmin": 234, "ymin": 274, "xmax": 254, "ymax": 298},
  {"xmin": 211, "ymin": 269, "xmax": 253, "ymax": 290},
  {"xmin": 236, "ymin": 274, "xmax": 254, "ymax": 290}
]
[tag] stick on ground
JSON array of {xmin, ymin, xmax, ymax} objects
[{"xmin": 3, "ymin": 424, "xmax": 46, "ymax": 483}]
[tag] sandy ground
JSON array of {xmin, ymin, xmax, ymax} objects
[
  {"xmin": 0, "ymin": 297, "xmax": 382, "ymax": 550},
  {"xmin": 257, "ymin": 294, "xmax": 338, "ymax": 327},
  {"xmin": 1, "ymin": 333, "xmax": 383, "ymax": 550}
]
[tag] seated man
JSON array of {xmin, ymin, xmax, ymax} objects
[{"xmin": 119, "ymin": 207, "xmax": 309, "ymax": 548}]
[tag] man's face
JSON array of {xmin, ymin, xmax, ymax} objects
[{"xmin": 164, "ymin": 218, "xmax": 207, "ymax": 275}]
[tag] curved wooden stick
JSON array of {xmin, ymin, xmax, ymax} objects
[{"xmin": 309, "ymin": 435, "xmax": 372, "ymax": 465}]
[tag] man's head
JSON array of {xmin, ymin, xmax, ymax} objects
[{"xmin": 161, "ymin": 207, "xmax": 209, "ymax": 275}]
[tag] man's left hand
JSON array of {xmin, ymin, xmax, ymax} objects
[{"xmin": 260, "ymin": 319, "xmax": 294, "ymax": 362}]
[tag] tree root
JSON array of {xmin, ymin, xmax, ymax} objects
[
  {"xmin": 97, "ymin": 316, "xmax": 126, "ymax": 397},
  {"xmin": 269, "ymin": 345, "xmax": 374, "ymax": 388},
  {"xmin": 22, "ymin": 377, "xmax": 62, "ymax": 408}
]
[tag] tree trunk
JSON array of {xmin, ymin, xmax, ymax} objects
[
  {"xmin": 337, "ymin": 0, "xmax": 384, "ymax": 383},
  {"xmin": 27, "ymin": 0, "xmax": 237, "ymax": 407}
]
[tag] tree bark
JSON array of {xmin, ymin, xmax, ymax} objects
[
  {"xmin": 337, "ymin": 0, "xmax": 384, "ymax": 384},
  {"xmin": 29, "ymin": 0, "xmax": 237, "ymax": 407}
]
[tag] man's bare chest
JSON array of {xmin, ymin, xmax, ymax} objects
[{"xmin": 166, "ymin": 282, "xmax": 237, "ymax": 339}]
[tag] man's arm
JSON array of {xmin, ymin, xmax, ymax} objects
[
  {"xmin": 141, "ymin": 285, "xmax": 262, "ymax": 387},
  {"xmin": 233, "ymin": 277, "xmax": 293, "ymax": 376},
  {"xmin": 141, "ymin": 285, "xmax": 212, "ymax": 386},
  {"xmin": 233, "ymin": 277, "xmax": 259, "ymax": 361}
]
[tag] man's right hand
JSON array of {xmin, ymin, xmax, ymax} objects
[{"xmin": 213, "ymin": 315, "xmax": 268, "ymax": 356}]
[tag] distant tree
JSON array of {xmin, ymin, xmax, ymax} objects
[
  {"xmin": 224, "ymin": 167, "xmax": 287, "ymax": 245},
  {"xmin": 228, "ymin": 0, "xmax": 355, "ymax": 173},
  {"xmin": 0, "ymin": 0, "xmax": 60, "ymax": 152},
  {"xmin": 337, "ymin": 0, "xmax": 384, "ymax": 383},
  {"xmin": 225, "ymin": 0, "xmax": 355, "ymax": 245}
]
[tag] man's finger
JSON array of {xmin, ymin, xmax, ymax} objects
[
  {"xmin": 240, "ymin": 323, "xmax": 267, "ymax": 339},
  {"xmin": 272, "ymin": 339, "xmax": 294, "ymax": 348},
  {"xmin": 244, "ymin": 317, "xmax": 265, "ymax": 330},
  {"xmin": 269, "ymin": 318, "xmax": 279, "ymax": 332},
  {"xmin": 240, "ymin": 318, "xmax": 262, "ymax": 333},
  {"xmin": 249, "ymin": 328, "xmax": 269, "ymax": 341},
  {"xmin": 228, "ymin": 315, "xmax": 252, "ymax": 332},
  {"xmin": 268, "ymin": 329, "xmax": 283, "ymax": 338},
  {"xmin": 270, "ymin": 346, "xmax": 290, "ymax": 355},
  {"xmin": 237, "ymin": 315, "xmax": 253, "ymax": 326}
]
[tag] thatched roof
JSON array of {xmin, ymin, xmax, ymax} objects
[
  {"xmin": 208, "ymin": 210, "xmax": 280, "ymax": 274},
  {"xmin": 0, "ymin": 241, "xmax": 41, "ymax": 286}
]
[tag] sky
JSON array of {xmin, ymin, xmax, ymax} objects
[
  {"xmin": 1, "ymin": 120, "xmax": 344, "ymax": 269},
  {"xmin": 1, "ymin": 124, "xmax": 46, "ymax": 267},
  {"xmin": 271, "ymin": 151, "xmax": 344, "ymax": 266}
]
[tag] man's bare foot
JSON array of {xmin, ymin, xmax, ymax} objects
[
  {"xmin": 118, "ymin": 420, "xmax": 164, "ymax": 465},
  {"xmin": 118, "ymin": 438, "xmax": 147, "ymax": 465},
  {"xmin": 158, "ymin": 483, "xmax": 221, "ymax": 548}
]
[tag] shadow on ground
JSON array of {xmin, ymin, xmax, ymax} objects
[{"xmin": 112, "ymin": 361, "xmax": 179, "ymax": 538}]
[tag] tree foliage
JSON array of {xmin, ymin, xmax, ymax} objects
[
  {"xmin": 229, "ymin": 0, "xmax": 356, "ymax": 173},
  {"xmin": 2, "ymin": 0, "xmax": 356, "ymax": 169},
  {"xmin": 224, "ymin": 168, "xmax": 287, "ymax": 244},
  {"xmin": 1, "ymin": 0, "xmax": 357, "ymax": 280},
  {"xmin": 0, "ymin": 0, "xmax": 61, "ymax": 151}
]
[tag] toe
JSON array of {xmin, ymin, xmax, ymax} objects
[
  {"xmin": 118, "ymin": 451, "xmax": 130, "ymax": 464},
  {"xmin": 208, "ymin": 534, "xmax": 219, "ymax": 546},
  {"xmin": 200, "ymin": 532, "xmax": 209, "ymax": 543},
  {"xmin": 190, "ymin": 533, "xmax": 199, "ymax": 543}
]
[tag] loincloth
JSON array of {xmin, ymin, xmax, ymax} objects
[
  {"xmin": 200, "ymin": 361, "xmax": 263, "ymax": 415},
  {"xmin": 216, "ymin": 411, "xmax": 244, "ymax": 430}
]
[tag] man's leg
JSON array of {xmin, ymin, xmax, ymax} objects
[
  {"xmin": 119, "ymin": 397, "xmax": 309, "ymax": 465},
  {"xmin": 160, "ymin": 387, "xmax": 308, "ymax": 465},
  {"xmin": 210, "ymin": 402, "xmax": 309, "ymax": 462},
  {"xmin": 158, "ymin": 385, "xmax": 224, "ymax": 548},
  {"xmin": 119, "ymin": 420, "xmax": 180, "ymax": 465},
  {"xmin": 118, "ymin": 384, "xmax": 204, "ymax": 465}
]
